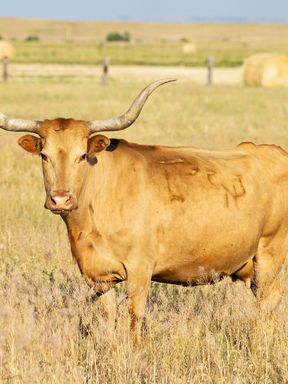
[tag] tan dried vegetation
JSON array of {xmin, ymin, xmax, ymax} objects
[{"xmin": 0, "ymin": 71, "xmax": 288, "ymax": 383}]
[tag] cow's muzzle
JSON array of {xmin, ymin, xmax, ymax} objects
[{"xmin": 45, "ymin": 190, "xmax": 78, "ymax": 214}]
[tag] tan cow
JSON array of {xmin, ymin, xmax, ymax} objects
[{"xmin": 1, "ymin": 79, "xmax": 287, "ymax": 345}]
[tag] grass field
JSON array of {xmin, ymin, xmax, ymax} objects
[
  {"xmin": 10, "ymin": 40, "xmax": 279, "ymax": 67},
  {"xmin": 1, "ymin": 71, "xmax": 288, "ymax": 382},
  {"xmin": 1, "ymin": 18, "xmax": 288, "ymax": 66}
]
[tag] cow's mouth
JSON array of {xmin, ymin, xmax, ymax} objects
[{"xmin": 50, "ymin": 209, "xmax": 72, "ymax": 215}]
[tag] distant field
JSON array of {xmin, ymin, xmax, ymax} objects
[
  {"xmin": 1, "ymin": 18, "xmax": 288, "ymax": 66},
  {"xmin": 11, "ymin": 40, "xmax": 285, "ymax": 67}
]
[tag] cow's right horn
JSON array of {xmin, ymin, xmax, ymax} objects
[
  {"xmin": 0, "ymin": 112, "xmax": 40, "ymax": 133},
  {"xmin": 87, "ymin": 78, "xmax": 177, "ymax": 134}
]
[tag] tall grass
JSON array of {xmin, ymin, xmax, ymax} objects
[{"xmin": 1, "ymin": 76, "xmax": 288, "ymax": 382}]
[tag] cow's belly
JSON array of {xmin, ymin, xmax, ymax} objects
[
  {"xmin": 152, "ymin": 208, "xmax": 262, "ymax": 285},
  {"xmin": 152, "ymin": 244, "xmax": 257, "ymax": 286},
  {"xmin": 152, "ymin": 253, "xmax": 252, "ymax": 285},
  {"xmin": 152, "ymin": 265, "xmax": 227, "ymax": 286}
]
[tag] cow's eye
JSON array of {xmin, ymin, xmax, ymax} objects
[
  {"xmin": 78, "ymin": 153, "xmax": 87, "ymax": 162},
  {"xmin": 40, "ymin": 153, "xmax": 48, "ymax": 162}
]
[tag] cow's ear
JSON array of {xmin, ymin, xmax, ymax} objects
[
  {"xmin": 87, "ymin": 134, "xmax": 110, "ymax": 155},
  {"xmin": 18, "ymin": 135, "xmax": 42, "ymax": 154}
]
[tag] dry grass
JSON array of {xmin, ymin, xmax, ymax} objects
[{"xmin": 1, "ymin": 75, "xmax": 288, "ymax": 383}]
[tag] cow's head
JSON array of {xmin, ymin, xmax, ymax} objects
[{"xmin": 0, "ymin": 79, "xmax": 175, "ymax": 215}]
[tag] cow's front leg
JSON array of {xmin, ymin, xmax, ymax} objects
[
  {"xmin": 127, "ymin": 270, "xmax": 152, "ymax": 346},
  {"xmin": 97, "ymin": 289, "xmax": 117, "ymax": 335},
  {"xmin": 85, "ymin": 278, "xmax": 118, "ymax": 337}
]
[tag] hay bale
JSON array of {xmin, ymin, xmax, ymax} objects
[
  {"xmin": 243, "ymin": 54, "xmax": 270, "ymax": 86},
  {"xmin": 182, "ymin": 43, "xmax": 197, "ymax": 54},
  {"xmin": 243, "ymin": 53, "xmax": 288, "ymax": 87},
  {"xmin": 0, "ymin": 41, "xmax": 14, "ymax": 60}
]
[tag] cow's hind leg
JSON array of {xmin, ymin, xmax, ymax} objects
[{"xmin": 252, "ymin": 228, "xmax": 288, "ymax": 317}]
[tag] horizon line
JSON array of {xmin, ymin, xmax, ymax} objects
[{"xmin": 1, "ymin": 14, "xmax": 288, "ymax": 24}]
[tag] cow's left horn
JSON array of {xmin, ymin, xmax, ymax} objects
[
  {"xmin": 87, "ymin": 78, "xmax": 177, "ymax": 134},
  {"xmin": 0, "ymin": 112, "xmax": 40, "ymax": 133}
]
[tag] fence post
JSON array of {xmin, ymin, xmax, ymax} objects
[
  {"xmin": 102, "ymin": 56, "xmax": 110, "ymax": 85},
  {"xmin": 207, "ymin": 55, "xmax": 214, "ymax": 85},
  {"xmin": 2, "ymin": 57, "xmax": 8, "ymax": 82}
]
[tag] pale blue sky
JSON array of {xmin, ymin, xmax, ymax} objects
[{"xmin": 1, "ymin": 0, "xmax": 288, "ymax": 22}]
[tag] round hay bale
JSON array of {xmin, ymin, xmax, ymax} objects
[
  {"xmin": 182, "ymin": 43, "xmax": 197, "ymax": 54},
  {"xmin": 263, "ymin": 55, "xmax": 288, "ymax": 86},
  {"xmin": 0, "ymin": 41, "xmax": 15, "ymax": 60},
  {"xmin": 243, "ymin": 53, "xmax": 288, "ymax": 87},
  {"xmin": 243, "ymin": 54, "xmax": 270, "ymax": 86}
]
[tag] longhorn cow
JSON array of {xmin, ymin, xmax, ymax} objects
[{"xmin": 1, "ymin": 79, "xmax": 287, "ymax": 345}]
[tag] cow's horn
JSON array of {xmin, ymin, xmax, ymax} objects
[
  {"xmin": 87, "ymin": 78, "xmax": 177, "ymax": 134},
  {"xmin": 0, "ymin": 112, "xmax": 40, "ymax": 133}
]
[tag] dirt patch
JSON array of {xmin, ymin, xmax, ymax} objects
[{"xmin": 10, "ymin": 63, "xmax": 242, "ymax": 85}]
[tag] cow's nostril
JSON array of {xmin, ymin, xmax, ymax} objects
[
  {"xmin": 65, "ymin": 196, "xmax": 72, "ymax": 204},
  {"xmin": 50, "ymin": 195, "xmax": 57, "ymax": 205}
]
